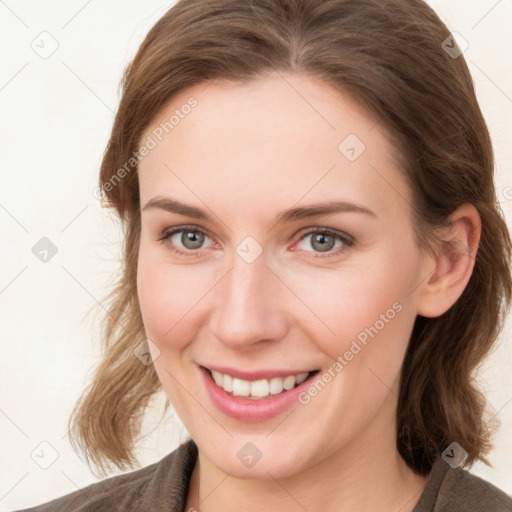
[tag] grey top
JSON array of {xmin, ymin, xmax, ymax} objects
[{"xmin": 13, "ymin": 439, "xmax": 512, "ymax": 511}]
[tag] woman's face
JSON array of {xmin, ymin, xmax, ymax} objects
[{"xmin": 137, "ymin": 71, "xmax": 433, "ymax": 479}]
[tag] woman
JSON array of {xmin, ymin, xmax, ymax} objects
[{"xmin": 16, "ymin": 0, "xmax": 512, "ymax": 510}]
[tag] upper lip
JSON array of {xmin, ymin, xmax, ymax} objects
[{"xmin": 201, "ymin": 364, "xmax": 319, "ymax": 381}]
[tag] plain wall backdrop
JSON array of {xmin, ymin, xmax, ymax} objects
[{"xmin": 1, "ymin": 0, "xmax": 511, "ymax": 509}]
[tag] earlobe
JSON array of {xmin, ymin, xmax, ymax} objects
[{"xmin": 417, "ymin": 204, "xmax": 481, "ymax": 318}]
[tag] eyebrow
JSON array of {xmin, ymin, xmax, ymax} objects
[{"xmin": 141, "ymin": 196, "xmax": 377, "ymax": 223}]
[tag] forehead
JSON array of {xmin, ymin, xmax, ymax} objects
[{"xmin": 138, "ymin": 72, "xmax": 411, "ymax": 220}]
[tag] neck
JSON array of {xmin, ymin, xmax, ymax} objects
[{"xmin": 186, "ymin": 392, "xmax": 428, "ymax": 512}]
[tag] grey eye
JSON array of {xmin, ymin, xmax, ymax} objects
[
  {"xmin": 171, "ymin": 230, "xmax": 208, "ymax": 250},
  {"xmin": 309, "ymin": 232, "xmax": 336, "ymax": 252},
  {"xmin": 297, "ymin": 231, "xmax": 346, "ymax": 253}
]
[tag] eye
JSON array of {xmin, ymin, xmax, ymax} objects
[
  {"xmin": 158, "ymin": 225, "xmax": 214, "ymax": 257},
  {"xmin": 157, "ymin": 225, "xmax": 354, "ymax": 259},
  {"xmin": 293, "ymin": 228, "xmax": 354, "ymax": 258}
]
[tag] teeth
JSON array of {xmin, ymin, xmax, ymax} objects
[{"xmin": 210, "ymin": 369, "xmax": 310, "ymax": 399}]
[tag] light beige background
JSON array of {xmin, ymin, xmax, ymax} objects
[{"xmin": 1, "ymin": 0, "xmax": 511, "ymax": 509}]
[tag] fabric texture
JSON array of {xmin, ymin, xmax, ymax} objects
[{"xmin": 14, "ymin": 439, "xmax": 512, "ymax": 511}]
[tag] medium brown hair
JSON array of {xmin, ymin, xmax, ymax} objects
[{"xmin": 68, "ymin": 0, "xmax": 512, "ymax": 477}]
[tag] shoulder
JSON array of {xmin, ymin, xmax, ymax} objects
[
  {"xmin": 438, "ymin": 466, "xmax": 512, "ymax": 511},
  {"xmin": 13, "ymin": 439, "xmax": 198, "ymax": 512},
  {"xmin": 415, "ymin": 456, "xmax": 512, "ymax": 512}
]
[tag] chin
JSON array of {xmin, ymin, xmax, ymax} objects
[{"xmin": 197, "ymin": 433, "xmax": 318, "ymax": 481}]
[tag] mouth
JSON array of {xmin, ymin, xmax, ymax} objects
[{"xmin": 201, "ymin": 365, "xmax": 320, "ymax": 400}]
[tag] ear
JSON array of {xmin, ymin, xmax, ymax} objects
[{"xmin": 417, "ymin": 203, "xmax": 481, "ymax": 318}]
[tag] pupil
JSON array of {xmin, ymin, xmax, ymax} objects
[
  {"xmin": 313, "ymin": 233, "xmax": 334, "ymax": 252},
  {"xmin": 183, "ymin": 231, "xmax": 204, "ymax": 249}
]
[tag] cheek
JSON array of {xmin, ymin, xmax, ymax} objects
[
  {"xmin": 137, "ymin": 230, "xmax": 421, "ymax": 363},
  {"xmin": 137, "ymin": 246, "xmax": 221, "ymax": 360},
  {"xmin": 298, "ymin": 241, "xmax": 421, "ymax": 370}
]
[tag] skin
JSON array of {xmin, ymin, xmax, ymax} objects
[{"xmin": 136, "ymin": 71, "xmax": 480, "ymax": 512}]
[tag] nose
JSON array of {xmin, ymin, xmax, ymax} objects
[{"xmin": 209, "ymin": 249, "xmax": 289, "ymax": 350}]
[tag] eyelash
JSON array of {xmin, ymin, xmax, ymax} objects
[{"xmin": 157, "ymin": 224, "xmax": 354, "ymax": 259}]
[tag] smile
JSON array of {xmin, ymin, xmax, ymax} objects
[{"xmin": 205, "ymin": 367, "xmax": 317, "ymax": 399}]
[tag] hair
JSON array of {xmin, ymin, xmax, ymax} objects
[{"xmin": 68, "ymin": 0, "xmax": 512, "ymax": 478}]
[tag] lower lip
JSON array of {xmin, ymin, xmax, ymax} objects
[{"xmin": 200, "ymin": 365, "xmax": 320, "ymax": 422}]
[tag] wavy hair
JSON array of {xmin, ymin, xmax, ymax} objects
[{"xmin": 68, "ymin": 0, "xmax": 512, "ymax": 477}]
